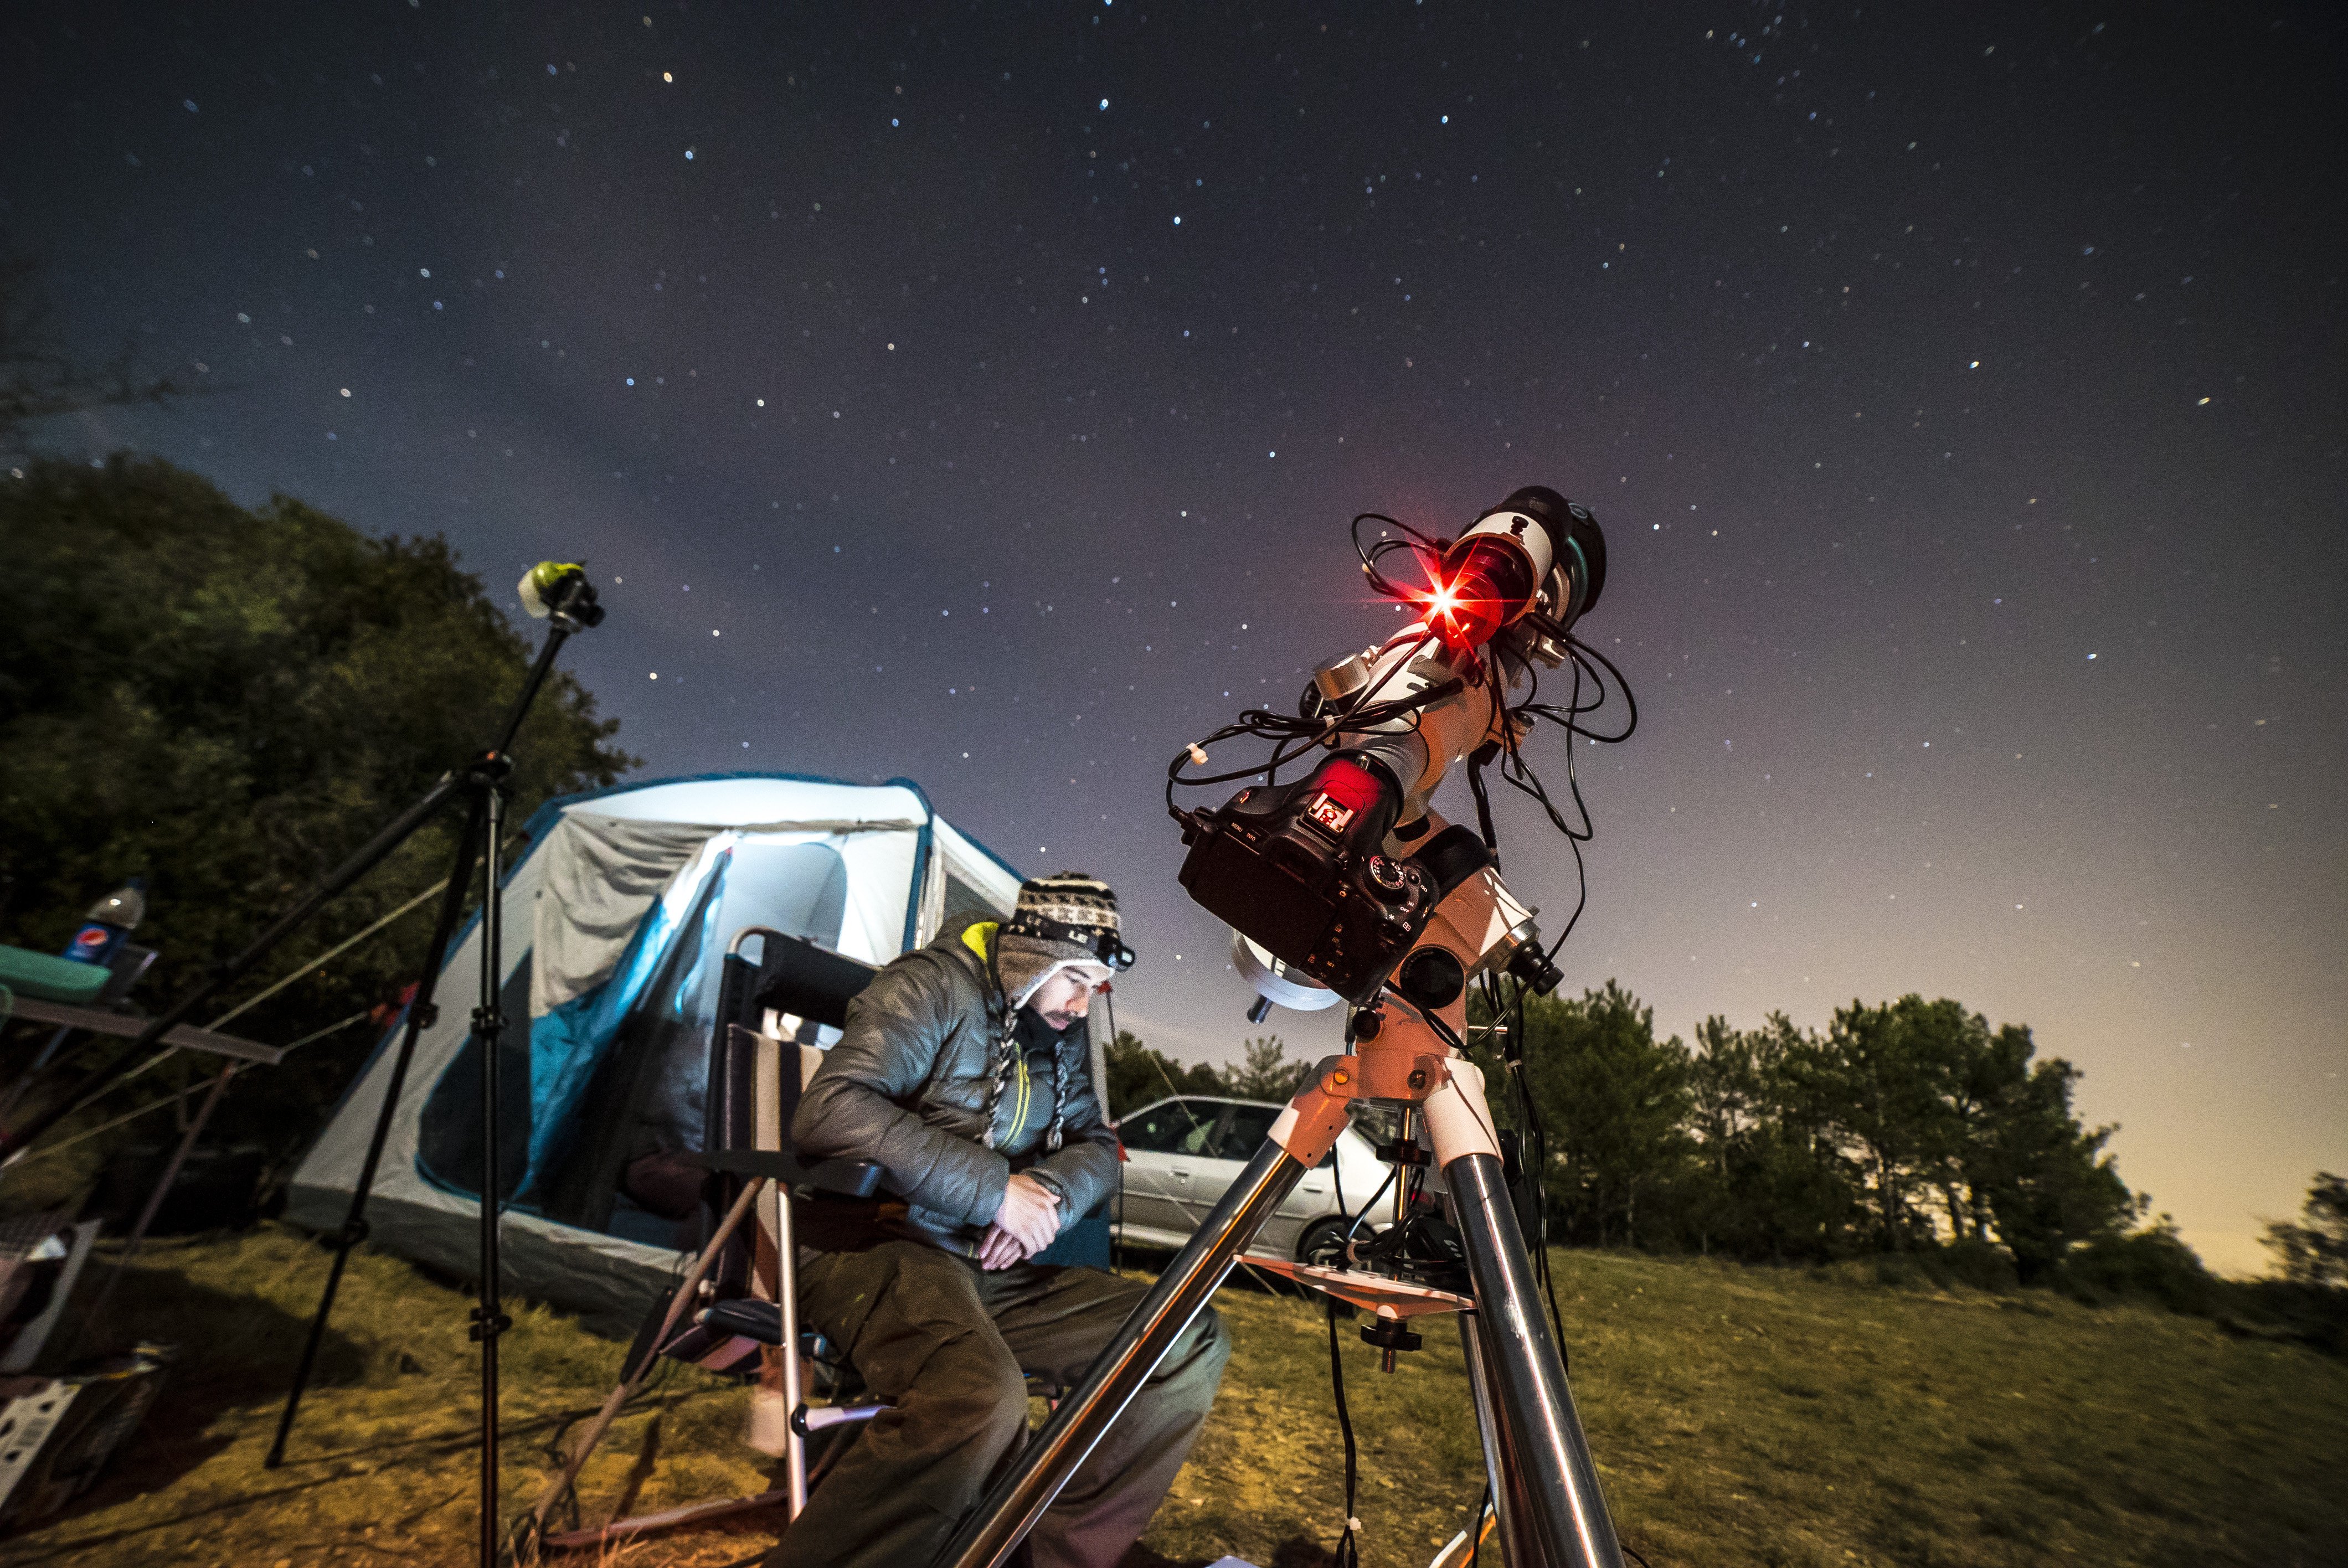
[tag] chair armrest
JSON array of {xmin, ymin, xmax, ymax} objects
[{"xmin": 686, "ymin": 1148, "xmax": 885, "ymax": 1199}]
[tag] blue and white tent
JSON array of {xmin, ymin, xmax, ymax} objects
[{"xmin": 286, "ymin": 773, "xmax": 1024, "ymax": 1323}]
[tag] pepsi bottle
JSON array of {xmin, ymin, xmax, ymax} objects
[{"xmin": 64, "ymin": 876, "xmax": 146, "ymax": 967}]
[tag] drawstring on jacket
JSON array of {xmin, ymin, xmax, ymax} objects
[{"xmin": 974, "ymin": 924, "xmax": 1066, "ymax": 1156}]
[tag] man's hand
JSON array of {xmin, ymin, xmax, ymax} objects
[
  {"xmin": 977, "ymin": 1223, "xmax": 1027, "ymax": 1271},
  {"xmin": 979, "ymin": 1173, "xmax": 1061, "ymax": 1270}
]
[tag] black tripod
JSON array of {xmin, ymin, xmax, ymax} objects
[{"xmin": 0, "ymin": 564, "xmax": 602, "ymax": 1568}]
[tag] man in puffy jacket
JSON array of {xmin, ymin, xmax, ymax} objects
[{"xmin": 771, "ymin": 873, "xmax": 1229, "ymax": 1568}]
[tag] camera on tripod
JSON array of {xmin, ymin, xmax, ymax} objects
[
  {"xmin": 1177, "ymin": 750, "xmax": 1506, "ymax": 1003},
  {"xmin": 1173, "ymin": 486, "xmax": 1610, "ymax": 1008}
]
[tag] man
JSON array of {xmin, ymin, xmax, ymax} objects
[{"xmin": 772, "ymin": 873, "xmax": 1229, "ymax": 1568}]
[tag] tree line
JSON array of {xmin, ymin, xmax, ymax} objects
[
  {"xmin": 1103, "ymin": 1031, "xmax": 1304, "ymax": 1123},
  {"xmin": 1108, "ymin": 982, "xmax": 2148, "ymax": 1283}
]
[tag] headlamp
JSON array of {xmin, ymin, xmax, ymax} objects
[{"xmin": 1005, "ymin": 913, "xmax": 1136, "ymax": 972}]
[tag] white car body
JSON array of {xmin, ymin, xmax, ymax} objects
[{"xmin": 1110, "ymin": 1095, "xmax": 1394, "ymax": 1262}]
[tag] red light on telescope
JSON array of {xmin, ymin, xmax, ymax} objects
[{"xmin": 1425, "ymin": 538, "xmax": 1537, "ymax": 648}]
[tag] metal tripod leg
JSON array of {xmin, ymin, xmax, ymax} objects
[
  {"xmin": 266, "ymin": 795, "xmax": 486, "ymax": 1469},
  {"xmin": 936, "ymin": 1052, "xmax": 1620, "ymax": 1568},
  {"xmin": 1457, "ymin": 1310, "xmax": 1536, "ymax": 1566},
  {"xmin": 474, "ymin": 777, "xmax": 509, "ymax": 1568},
  {"xmin": 1446, "ymin": 1152, "xmax": 1622, "ymax": 1568}
]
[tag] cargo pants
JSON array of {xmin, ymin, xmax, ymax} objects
[{"xmin": 764, "ymin": 1240, "xmax": 1229, "ymax": 1568}]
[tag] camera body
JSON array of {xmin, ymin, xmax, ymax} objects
[
  {"xmin": 1175, "ymin": 485, "xmax": 1611, "ymax": 1018},
  {"xmin": 1178, "ymin": 752, "xmax": 1494, "ymax": 1003}
]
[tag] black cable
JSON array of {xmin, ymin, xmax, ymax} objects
[
  {"xmin": 1564, "ymin": 635, "xmax": 1641, "ymax": 743},
  {"xmin": 1500, "ymin": 974, "xmax": 1571, "ymax": 1360},
  {"xmin": 1541, "ymin": 833, "xmax": 1591, "ymax": 965},
  {"xmin": 1466, "ymin": 751, "xmax": 1499, "ymax": 850},
  {"xmin": 1350, "ymin": 512, "xmax": 1447, "ymax": 601},
  {"xmin": 1325, "ymin": 1298, "xmax": 1363, "ymax": 1568},
  {"xmin": 1344, "ymin": 1165, "xmax": 1398, "ymax": 1248},
  {"xmin": 1466, "ymin": 1481, "xmax": 1491, "ymax": 1567},
  {"xmin": 1103, "ymin": 987, "xmax": 1124, "ymax": 1275},
  {"xmin": 1331, "ymin": 627, "xmax": 1441, "ymax": 726},
  {"xmin": 1163, "ymin": 673, "xmax": 1464, "ymax": 819}
]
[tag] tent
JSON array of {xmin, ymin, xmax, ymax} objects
[{"xmin": 285, "ymin": 773, "xmax": 1027, "ymax": 1324}]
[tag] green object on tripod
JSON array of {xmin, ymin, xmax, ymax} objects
[{"xmin": 0, "ymin": 945, "xmax": 110, "ymax": 1005}]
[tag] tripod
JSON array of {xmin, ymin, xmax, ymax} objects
[
  {"xmin": 934, "ymin": 1045, "xmax": 1623, "ymax": 1568},
  {"xmin": 253, "ymin": 569, "xmax": 601, "ymax": 1568},
  {"xmin": 0, "ymin": 564, "xmax": 601, "ymax": 1568}
]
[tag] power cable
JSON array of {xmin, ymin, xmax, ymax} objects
[{"xmin": 1324, "ymin": 1296, "xmax": 1363, "ymax": 1568}]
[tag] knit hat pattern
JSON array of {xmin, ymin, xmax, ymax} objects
[{"xmin": 996, "ymin": 872, "xmax": 1121, "ymax": 1012}]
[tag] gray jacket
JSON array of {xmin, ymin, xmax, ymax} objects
[{"xmin": 791, "ymin": 925, "xmax": 1119, "ymax": 1251}]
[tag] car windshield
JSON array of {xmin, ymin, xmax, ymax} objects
[
  {"xmin": 1120, "ymin": 1099, "xmax": 1220, "ymax": 1155},
  {"xmin": 1215, "ymin": 1105, "xmax": 1282, "ymax": 1160}
]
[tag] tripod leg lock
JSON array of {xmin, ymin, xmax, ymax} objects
[{"xmin": 469, "ymin": 1307, "xmax": 512, "ymax": 1342}]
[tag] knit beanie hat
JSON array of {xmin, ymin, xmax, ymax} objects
[{"xmin": 995, "ymin": 872, "xmax": 1130, "ymax": 1012}]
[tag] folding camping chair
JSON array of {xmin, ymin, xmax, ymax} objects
[{"xmin": 522, "ymin": 926, "xmax": 889, "ymax": 1550}]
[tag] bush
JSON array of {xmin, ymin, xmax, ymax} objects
[
  {"xmin": 2055, "ymin": 1220, "xmax": 2217, "ymax": 1315},
  {"xmin": 2220, "ymin": 1280, "xmax": 2348, "ymax": 1358},
  {"xmin": 0, "ymin": 454, "xmax": 634, "ymax": 1204},
  {"xmin": 1806, "ymin": 1238, "xmax": 2020, "ymax": 1297},
  {"xmin": 1930, "ymin": 1236, "xmax": 2022, "ymax": 1293}
]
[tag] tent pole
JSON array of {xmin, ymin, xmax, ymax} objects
[{"xmin": 265, "ymin": 794, "xmax": 487, "ymax": 1470}]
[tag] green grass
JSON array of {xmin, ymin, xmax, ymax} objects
[{"xmin": 5, "ymin": 1229, "xmax": 2342, "ymax": 1567}]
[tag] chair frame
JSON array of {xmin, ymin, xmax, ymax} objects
[{"xmin": 522, "ymin": 926, "xmax": 885, "ymax": 1552}]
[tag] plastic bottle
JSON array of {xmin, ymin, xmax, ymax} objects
[{"xmin": 63, "ymin": 876, "xmax": 146, "ymax": 967}]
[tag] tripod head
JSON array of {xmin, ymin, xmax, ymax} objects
[{"xmin": 517, "ymin": 560, "xmax": 606, "ymax": 631}]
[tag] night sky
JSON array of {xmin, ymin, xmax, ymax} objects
[{"xmin": 7, "ymin": 2, "xmax": 2341, "ymax": 1273}]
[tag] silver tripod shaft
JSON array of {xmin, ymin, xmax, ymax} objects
[
  {"xmin": 1458, "ymin": 1309, "xmax": 1535, "ymax": 1565},
  {"xmin": 935, "ymin": 1138, "xmax": 1309, "ymax": 1568},
  {"xmin": 1447, "ymin": 1152, "xmax": 1623, "ymax": 1568}
]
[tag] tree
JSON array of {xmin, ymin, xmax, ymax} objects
[
  {"xmin": 1518, "ymin": 981, "xmax": 1692, "ymax": 1249},
  {"xmin": 1811, "ymin": 997, "xmax": 1982, "ymax": 1250},
  {"xmin": 1101, "ymin": 1030, "xmax": 1221, "ymax": 1119},
  {"xmin": 1685, "ymin": 1013, "xmax": 1859, "ymax": 1261},
  {"xmin": 2, "ymin": 245, "xmax": 192, "ymax": 458},
  {"xmin": 1965, "ymin": 1041, "xmax": 2136, "ymax": 1282},
  {"xmin": 2263, "ymin": 1172, "xmax": 2348, "ymax": 1289},
  {"xmin": 1, "ymin": 453, "xmax": 634, "ymax": 1185},
  {"xmin": 1218, "ymin": 1034, "xmax": 1310, "ymax": 1101}
]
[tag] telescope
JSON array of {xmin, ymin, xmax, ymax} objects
[{"xmin": 939, "ymin": 486, "xmax": 1638, "ymax": 1568}]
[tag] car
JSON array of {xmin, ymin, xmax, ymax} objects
[{"xmin": 1110, "ymin": 1094, "xmax": 1396, "ymax": 1265}]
